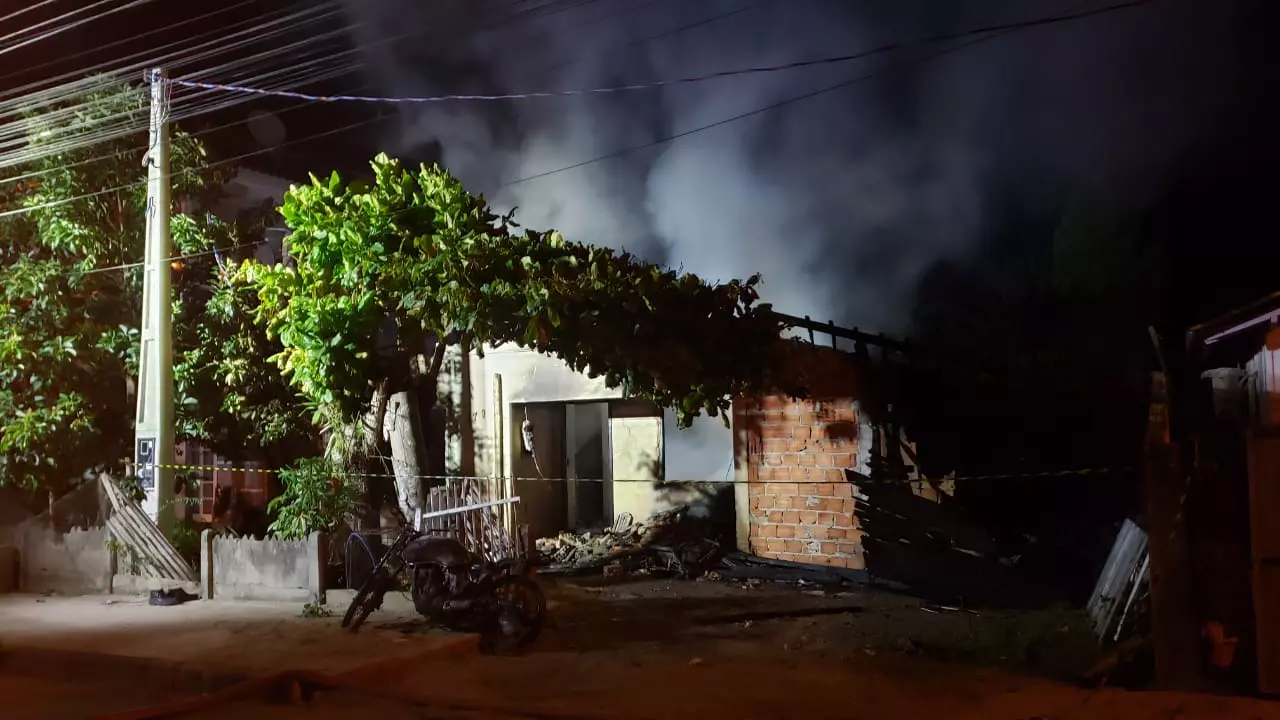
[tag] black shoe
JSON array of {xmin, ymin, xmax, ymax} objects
[{"xmin": 148, "ymin": 588, "xmax": 198, "ymax": 606}]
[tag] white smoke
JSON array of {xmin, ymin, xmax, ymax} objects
[{"xmin": 334, "ymin": 0, "xmax": 1242, "ymax": 332}]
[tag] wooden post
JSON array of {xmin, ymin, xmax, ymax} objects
[{"xmin": 1142, "ymin": 370, "xmax": 1203, "ymax": 689}]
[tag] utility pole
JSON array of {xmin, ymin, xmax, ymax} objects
[{"xmin": 135, "ymin": 67, "xmax": 175, "ymax": 531}]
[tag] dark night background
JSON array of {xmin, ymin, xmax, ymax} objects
[{"xmin": 3, "ymin": 0, "xmax": 1279, "ymax": 596}]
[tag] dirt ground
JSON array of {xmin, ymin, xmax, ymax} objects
[{"xmin": 4, "ymin": 577, "xmax": 1280, "ymax": 719}]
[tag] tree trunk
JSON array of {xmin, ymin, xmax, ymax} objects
[{"xmin": 384, "ymin": 389, "xmax": 427, "ymax": 522}]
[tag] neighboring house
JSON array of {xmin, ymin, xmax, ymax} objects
[
  {"xmin": 174, "ymin": 169, "xmax": 295, "ymax": 521},
  {"xmin": 1186, "ymin": 291, "xmax": 1280, "ymax": 692}
]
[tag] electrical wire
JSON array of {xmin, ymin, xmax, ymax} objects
[
  {"xmin": 0, "ymin": 9, "xmax": 356, "ymax": 168},
  {"xmin": 0, "ymin": 0, "xmax": 259, "ymax": 87},
  {"xmin": 502, "ymin": 0, "xmax": 1158, "ymax": 185},
  {"xmin": 168, "ymin": 0, "xmax": 1157, "ymax": 105},
  {"xmin": 0, "ymin": 0, "xmax": 160, "ymax": 60},
  {"xmin": 0, "ymin": 0, "xmax": 63, "ymax": 29},
  {"xmin": 0, "ymin": 0, "xmax": 600, "ymax": 167},
  {"xmin": 2, "ymin": 0, "xmax": 1155, "ymax": 229}
]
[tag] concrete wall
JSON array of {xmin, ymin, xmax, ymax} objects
[
  {"xmin": 200, "ymin": 530, "xmax": 326, "ymax": 603},
  {"xmin": 442, "ymin": 346, "xmax": 736, "ymax": 530},
  {"xmin": 11, "ymin": 523, "xmax": 112, "ymax": 593}
]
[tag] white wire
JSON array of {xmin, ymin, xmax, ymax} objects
[
  {"xmin": 0, "ymin": 0, "xmax": 160, "ymax": 60},
  {"xmin": 0, "ymin": 0, "xmax": 63, "ymax": 29},
  {"xmin": 0, "ymin": 14, "xmax": 356, "ymax": 167}
]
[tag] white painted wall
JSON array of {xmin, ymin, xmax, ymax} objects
[
  {"xmin": 663, "ymin": 410, "xmax": 733, "ymax": 482},
  {"xmin": 441, "ymin": 345, "xmax": 735, "ymax": 527},
  {"xmin": 1247, "ymin": 343, "xmax": 1280, "ymax": 427}
]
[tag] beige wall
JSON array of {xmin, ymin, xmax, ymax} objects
[{"xmin": 440, "ymin": 345, "xmax": 734, "ymax": 533}]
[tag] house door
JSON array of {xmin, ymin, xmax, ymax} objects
[{"xmin": 1248, "ymin": 428, "xmax": 1280, "ymax": 692}]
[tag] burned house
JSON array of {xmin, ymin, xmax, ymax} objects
[{"xmin": 1185, "ymin": 291, "xmax": 1280, "ymax": 691}]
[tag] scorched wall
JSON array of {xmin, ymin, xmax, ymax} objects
[{"xmin": 733, "ymin": 346, "xmax": 869, "ymax": 569}]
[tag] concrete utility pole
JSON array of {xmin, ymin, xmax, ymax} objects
[{"xmin": 134, "ymin": 67, "xmax": 175, "ymax": 531}]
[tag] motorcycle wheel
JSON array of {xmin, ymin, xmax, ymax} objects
[
  {"xmin": 478, "ymin": 575, "xmax": 547, "ymax": 656},
  {"xmin": 342, "ymin": 567, "xmax": 389, "ymax": 632}
]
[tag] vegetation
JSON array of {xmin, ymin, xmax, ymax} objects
[
  {"xmin": 238, "ymin": 153, "xmax": 792, "ymax": 514},
  {"xmin": 267, "ymin": 456, "xmax": 362, "ymax": 540},
  {"xmin": 0, "ymin": 77, "xmax": 310, "ymax": 493}
]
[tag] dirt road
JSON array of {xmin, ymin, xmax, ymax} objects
[{"xmin": 5, "ymin": 578, "xmax": 1280, "ymax": 719}]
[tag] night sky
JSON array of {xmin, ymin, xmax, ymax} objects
[{"xmin": 2, "ymin": 0, "xmax": 1279, "ymax": 338}]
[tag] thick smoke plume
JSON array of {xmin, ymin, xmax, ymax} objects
[{"xmin": 336, "ymin": 0, "xmax": 1243, "ymax": 332}]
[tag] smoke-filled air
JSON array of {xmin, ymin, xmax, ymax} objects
[{"xmin": 336, "ymin": 0, "xmax": 1241, "ymax": 332}]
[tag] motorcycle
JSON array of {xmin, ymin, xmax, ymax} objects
[{"xmin": 342, "ymin": 524, "xmax": 546, "ymax": 655}]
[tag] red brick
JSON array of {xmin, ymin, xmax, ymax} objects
[
  {"xmin": 766, "ymin": 539, "xmax": 786, "ymax": 553},
  {"xmin": 764, "ymin": 482, "xmax": 790, "ymax": 496},
  {"xmin": 787, "ymin": 467, "xmax": 811, "ymax": 481},
  {"xmin": 832, "ymin": 513, "xmax": 855, "ymax": 529},
  {"xmin": 844, "ymin": 555, "xmax": 867, "ymax": 570},
  {"xmin": 783, "ymin": 510, "xmax": 801, "ymax": 524},
  {"xmin": 760, "ymin": 425, "xmax": 793, "ymax": 439},
  {"xmin": 792, "ymin": 426, "xmax": 812, "ymax": 440},
  {"xmin": 816, "ymin": 511, "xmax": 836, "ymax": 526},
  {"xmin": 775, "ymin": 524, "xmax": 795, "ymax": 539},
  {"xmin": 833, "ymin": 483, "xmax": 853, "ymax": 498},
  {"xmin": 799, "ymin": 483, "xmax": 820, "ymax": 495},
  {"xmin": 812, "ymin": 498, "xmax": 836, "ymax": 513},
  {"xmin": 780, "ymin": 453, "xmax": 800, "ymax": 466},
  {"xmin": 758, "ymin": 524, "xmax": 775, "ymax": 538},
  {"xmin": 799, "ymin": 510, "xmax": 818, "ymax": 524},
  {"xmin": 757, "ymin": 494, "xmax": 777, "ymax": 509},
  {"xmin": 761, "ymin": 453, "xmax": 781, "ymax": 466},
  {"xmin": 767, "ymin": 510, "xmax": 784, "ymax": 523},
  {"xmin": 784, "ymin": 540, "xmax": 805, "ymax": 553},
  {"xmin": 841, "ymin": 499, "xmax": 856, "ymax": 514},
  {"xmin": 808, "ymin": 526, "xmax": 830, "ymax": 540},
  {"xmin": 785, "ymin": 439, "xmax": 806, "ymax": 452},
  {"xmin": 797, "ymin": 454, "xmax": 817, "ymax": 467},
  {"xmin": 829, "ymin": 453, "xmax": 853, "ymax": 467},
  {"xmin": 763, "ymin": 439, "xmax": 791, "ymax": 453},
  {"xmin": 836, "ymin": 542, "xmax": 860, "ymax": 555},
  {"xmin": 820, "ymin": 542, "xmax": 839, "ymax": 555},
  {"xmin": 815, "ymin": 483, "xmax": 835, "ymax": 497}
]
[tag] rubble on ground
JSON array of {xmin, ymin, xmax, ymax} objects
[
  {"xmin": 535, "ymin": 507, "xmax": 692, "ymax": 572},
  {"xmin": 534, "ymin": 507, "xmax": 870, "ymax": 588}
]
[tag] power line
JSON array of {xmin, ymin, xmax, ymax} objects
[
  {"xmin": 501, "ymin": 0, "xmax": 1157, "ymax": 186},
  {"xmin": 0, "ymin": 0, "xmax": 259, "ymax": 88},
  {"xmin": 1, "ymin": 0, "xmax": 1155, "ymax": 233},
  {"xmin": 0, "ymin": 0, "xmax": 62, "ymax": 29},
  {"xmin": 168, "ymin": 0, "xmax": 1155, "ymax": 105},
  {"xmin": 0, "ymin": 0, "xmax": 159, "ymax": 60}
]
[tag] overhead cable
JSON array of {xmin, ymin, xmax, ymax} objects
[{"xmin": 169, "ymin": 0, "xmax": 1156, "ymax": 105}]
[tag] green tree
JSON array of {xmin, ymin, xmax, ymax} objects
[
  {"xmin": 241, "ymin": 153, "xmax": 790, "ymax": 517},
  {"xmin": 0, "ymin": 77, "xmax": 310, "ymax": 492}
]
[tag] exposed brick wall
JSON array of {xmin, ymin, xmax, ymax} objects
[{"xmin": 734, "ymin": 345, "xmax": 866, "ymax": 569}]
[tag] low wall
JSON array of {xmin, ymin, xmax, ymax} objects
[
  {"xmin": 11, "ymin": 523, "xmax": 112, "ymax": 593},
  {"xmin": 200, "ymin": 530, "xmax": 327, "ymax": 603},
  {"xmin": 0, "ymin": 544, "xmax": 17, "ymax": 593}
]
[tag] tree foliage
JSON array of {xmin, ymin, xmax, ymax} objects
[
  {"xmin": 267, "ymin": 456, "xmax": 361, "ymax": 540},
  {"xmin": 0, "ymin": 77, "xmax": 309, "ymax": 490},
  {"xmin": 244, "ymin": 154, "xmax": 789, "ymax": 430}
]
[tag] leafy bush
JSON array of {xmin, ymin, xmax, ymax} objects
[{"xmin": 267, "ymin": 457, "xmax": 362, "ymax": 540}]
